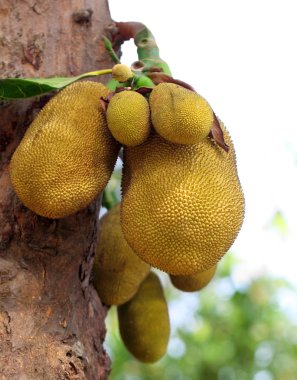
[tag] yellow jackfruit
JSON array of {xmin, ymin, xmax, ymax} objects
[
  {"xmin": 121, "ymin": 122, "xmax": 244, "ymax": 275},
  {"xmin": 106, "ymin": 90, "xmax": 150, "ymax": 146},
  {"xmin": 93, "ymin": 203, "xmax": 150, "ymax": 306},
  {"xmin": 10, "ymin": 81, "xmax": 119, "ymax": 219},
  {"xmin": 170, "ymin": 265, "xmax": 217, "ymax": 292},
  {"xmin": 149, "ymin": 83, "xmax": 214, "ymax": 144},
  {"xmin": 117, "ymin": 272, "xmax": 170, "ymax": 363},
  {"xmin": 112, "ymin": 64, "xmax": 134, "ymax": 83}
]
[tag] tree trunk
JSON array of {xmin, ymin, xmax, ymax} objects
[{"xmin": 0, "ymin": 1, "xmax": 117, "ymax": 378}]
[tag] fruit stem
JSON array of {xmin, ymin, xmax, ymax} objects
[
  {"xmin": 80, "ymin": 69, "xmax": 113, "ymax": 78},
  {"xmin": 113, "ymin": 22, "xmax": 172, "ymax": 76},
  {"xmin": 102, "ymin": 36, "xmax": 121, "ymax": 64},
  {"xmin": 134, "ymin": 27, "xmax": 172, "ymax": 76}
]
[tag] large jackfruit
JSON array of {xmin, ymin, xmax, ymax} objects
[
  {"xmin": 117, "ymin": 272, "xmax": 170, "ymax": 363},
  {"xmin": 106, "ymin": 90, "xmax": 150, "ymax": 147},
  {"xmin": 10, "ymin": 81, "xmax": 120, "ymax": 219},
  {"xmin": 121, "ymin": 123, "xmax": 244, "ymax": 275},
  {"xmin": 149, "ymin": 83, "xmax": 214, "ymax": 145},
  {"xmin": 93, "ymin": 203, "xmax": 150, "ymax": 306},
  {"xmin": 170, "ymin": 265, "xmax": 217, "ymax": 292}
]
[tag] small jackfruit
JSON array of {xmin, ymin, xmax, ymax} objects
[
  {"xmin": 121, "ymin": 122, "xmax": 244, "ymax": 275},
  {"xmin": 106, "ymin": 90, "xmax": 150, "ymax": 146},
  {"xmin": 10, "ymin": 81, "xmax": 120, "ymax": 218},
  {"xmin": 112, "ymin": 64, "xmax": 134, "ymax": 83},
  {"xmin": 93, "ymin": 203, "xmax": 150, "ymax": 306},
  {"xmin": 170, "ymin": 265, "xmax": 217, "ymax": 292},
  {"xmin": 149, "ymin": 83, "xmax": 214, "ymax": 145},
  {"xmin": 117, "ymin": 272, "xmax": 170, "ymax": 363}
]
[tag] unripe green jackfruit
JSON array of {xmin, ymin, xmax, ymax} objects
[
  {"xmin": 149, "ymin": 83, "xmax": 214, "ymax": 144},
  {"xmin": 93, "ymin": 204, "xmax": 150, "ymax": 306},
  {"xmin": 121, "ymin": 122, "xmax": 244, "ymax": 275},
  {"xmin": 117, "ymin": 272, "xmax": 170, "ymax": 363},
  {"xmin": 170, "ymin": 265, "xmax": 217, "ymax": 292},
  {"xmin": 107, "ymin": 90, "xmax": 150, "ymax": 146},
  {"xmin": 10, "ymin": 81, "xmax": 119, "ymax": 218}
]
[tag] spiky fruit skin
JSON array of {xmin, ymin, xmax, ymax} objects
[
  {"xmin": 121, "ymin": 123, "xmax": 244, "ymax": 275},
  {"xmin": 112, "ymin": 64, "xmax": 134, "ymax": 82},
  {"xmin": 170, "ymin": 265, "xmax": 217, "ymax": 292},
  {"xmin": 117, "ymin": 272, "xmax": 170, "ymax": 363},
  {"xmin": 106, "ymin": 91, "xmax": 150, "ymax": 147},
  {"xmin": 149, "ymin": 83, "xmax": 214, "ymax": 145},
  {"xmin": 10, "ymin": 81, "xmax": 120, "ymax": 219},
  {"xmin": 93, "ymin": 204, "xmax": 150, "ymax": 306}
]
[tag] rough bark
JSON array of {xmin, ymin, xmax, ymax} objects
[{"xmin": 0, "ymin": 1, "xmax": 117, "ymax": 379}]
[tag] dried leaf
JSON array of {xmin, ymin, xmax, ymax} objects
[
  {"xmin": 135, "ymin": 87, "xmax": 153, "ymax": 95},
  {"xmin": 147, "ymin": 72, "xmax": 195, "ymax": 91}
]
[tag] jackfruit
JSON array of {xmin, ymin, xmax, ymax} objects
[
  {"xmin": 149, "ymin": 83, "xmax": 214, "ymax": 145},
  {"xmin": 10, "ymin": 81, "xmax": 120, "ymax": 219},
  {"xmin": 106, "ymin": 90, "xmax": 150, "ymax": 146},
  {"xmin": 93, "ymin": 203, "xmax": 150, "ymax": 306},
  {"xmin": 170, "ymin": 265, "xmax": 217, "ymax": 292},
  {"xmin": 112, "ymin": 64, "xmax": 134, "ymax": 83},
  {"xmin": 117, "ymin": 272, "xmax": 170, "ymax": 363},
  {"xmin": 121, "ymin": 122, "xmax": 244, "ymax": 275}
]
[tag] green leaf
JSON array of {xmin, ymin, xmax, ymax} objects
[
  {"xmin": 102, "ymin": 169, "xmax": 122, "ymax": 210},
  {"xmin": 102, "ymin": 190, "xmax": 119, "ymax": 210},
  {"xmin": 0, "ymin": 69, "xmax": 112, "ymax": 100}
]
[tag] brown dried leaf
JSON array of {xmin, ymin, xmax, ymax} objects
[
  {"xmin": 99, "ymin": 97, "xmax": 109, "ymax": 112},
  {"xmin": 147, "ymin": 66, "xmax": 163, "ymax": 73},
  {"xmin": 135, "ymin": 87, "xmax": 153, "ymax": 95},
  {"xmin": 147, "ymin": 72, "xmax": 195, "ymax": 91}
]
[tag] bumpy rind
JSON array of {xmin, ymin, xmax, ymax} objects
[
  {"xmin": 112, "ymin": 64, "xmax": 134, "ymax": 83},
  {"xmin": 121, "ymin": 122, "xmax": 245, "ymax": 275},
  {"xmin": 93, "ymin": 204, "xmax": 150, "ymax": 306},
  {"xmin": 117, "ymin": 272, "xmax": 170, "ymax": 363},
  {"xmin": 10, "ymin": 81, "xmax": 120, "ymax": 218},
  {"xmin": 149, "ymin": 83, "xmax": 214, "ymax": 145},
  {"xmin": 107, "ymin": 90, "xmax": 150, "ymax": 147}
]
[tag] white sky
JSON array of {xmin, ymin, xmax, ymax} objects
[{"xmin": 108, "ymin": 0, "xmax": 297, "ymax": 286}]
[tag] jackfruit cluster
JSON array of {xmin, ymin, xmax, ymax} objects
[
  {"xmin": 10, "ymin": 75, "xmax": 244, "ymax": 276},
  {"xmin": 103, "ymin": 81, "xmax": 244, "ymax": 275},
  {"xmin": 93, "ymin": 203, "xmax": 150, "ymax": 306},
  {"xmin": 8, "ymin": 68, "xmax": 244, "ymax": 365}
]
